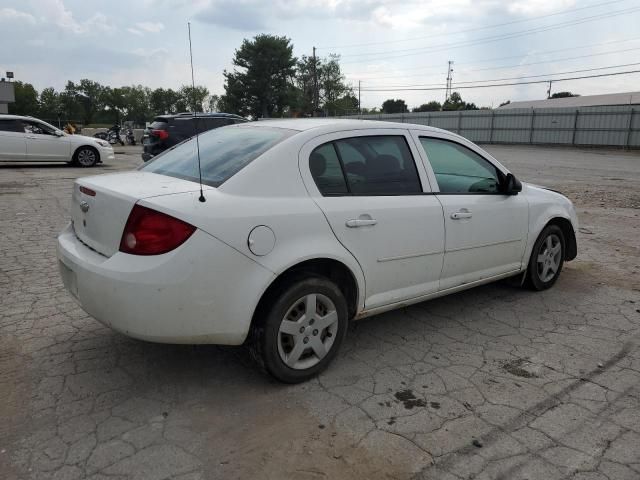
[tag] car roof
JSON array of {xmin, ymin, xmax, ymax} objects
[
  {"xmin": 249, "ymin": 118, "xmax": 448, "ymax": 135},
  {"xmin": 156, "ymin": 112, "xmax": 246, "ymax": 120},
  {"xmin": 0, "ymin": 114, "xmax": 37, "ymax": 121}
]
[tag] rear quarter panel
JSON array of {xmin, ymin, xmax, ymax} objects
[{"xmin": 142, "ymin": 139, "xmax": 367, "ymax": 312}]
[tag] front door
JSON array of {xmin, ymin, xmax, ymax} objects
[
  {"xmin": 22, "ymin": 120, "xmax": 70, "ymax": 161},
  {"xmin": 414, "ymin": 135, "xmax": 528, "ymax": 290},
  {"xmin": 0, "ymin": 119, "xmax": 26, "ymax": 161},
  {"xmin": 299, "ymin": 130, "xmax": 445, "ymax": 309}
]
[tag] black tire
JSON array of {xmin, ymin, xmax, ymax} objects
[
  {"xmin": 526, "ymin": 224, "xmax": 565, "ymax": 291},
  {"xmin": 73, "ymin": 146, "xmax": 99, "ymax": 167},
  {"xmin": 251, "ymin": 275, "xmax": 348, "ymax": 383}
]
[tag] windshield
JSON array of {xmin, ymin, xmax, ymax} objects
[{"xmin": 140, "ymin": 125, "xmax": 295, "ymax": 187}]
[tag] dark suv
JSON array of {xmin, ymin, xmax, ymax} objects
[{"xmin": 142, "ymin": 112, "xmax": 247, "ymax": 161}]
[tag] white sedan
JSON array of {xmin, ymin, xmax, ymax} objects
[
  {"xmin": 57, "ymin": 119, "xmax": 578, "ymax": 382},
  {"xmin": 0, "ymin": 114, "xmax": 114, "ymax": 167}
]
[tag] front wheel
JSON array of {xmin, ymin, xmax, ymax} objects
[
  {"xmin": 526, "ymin": 225, "xmax": 565, "ymax": 290},
  {"xmin": 73, "ymin": 147, "xmax": 98, "ymax": 167},
  {"xmin": 252, "ymin": 276, "xmax": 348, "ymax": 383}
]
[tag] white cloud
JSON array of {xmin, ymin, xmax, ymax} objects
[
  {"xmin": 507, "ymin": 0, "xmax": 576, "ymax": 16},
  {"xmin": 20, "ymin": 0, "xmax": 114, "ymax": 35},
  {"xmin": 0, "ymin": 7, "xmax": 37, "ymax": 25},
  {"xmin": 135, "ymin": 21, "xmax": 165, "ymax": 33},
  {"xmin": 127, "ymin": 28, "xmax": 144, "ymax": 36}
]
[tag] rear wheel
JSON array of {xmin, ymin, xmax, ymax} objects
[
  {"xmin": 526, "ymin": 225, "xmax": 565, "ymax": 290},
  {"xmin": 252, "ymin": 276, "xmax": 348, "ymax": 383},
  {"xmin": 73, "ymin": 147, "xmax": 98, "ymax": 167}
]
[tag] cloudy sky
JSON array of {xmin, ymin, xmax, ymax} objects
[{"xmin": 1, "ymin": 0, "xmax": 639, "ymax": 110}]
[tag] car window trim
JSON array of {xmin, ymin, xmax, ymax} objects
[
  {"xmin": 417, "ymin": 135, "xmax": 506, "ymax": 195},
  {"xmin": 331, "ymin": 141, "xmax": 352, "ymax": 195},
  {"xmin": 311, "ymin": 134, "xmax": 424, "ymax": 197}
]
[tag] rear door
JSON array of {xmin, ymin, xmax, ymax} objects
[
  {"xmin": 299, "ymin": 129, "xmax": 445, "ymax": 309},
  {"xmin": 0, "ymin": 119, "xmax": 26, "ymax": 161},
  {"xmin": 412, "ymin": 133, "xmax": 528, "ymax": 290},
  {"xmin": 22, "ymin": 120, "xmax": 70, "ymax": 161}
]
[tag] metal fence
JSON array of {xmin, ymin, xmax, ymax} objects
[{"xmin": 339, "ymin": 105, "xmax": 640, "ymax": 148}]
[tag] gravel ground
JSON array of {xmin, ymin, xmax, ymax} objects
[{"xmin": 1, "ymin": 144, "xmax": 639, "ymax": 480}]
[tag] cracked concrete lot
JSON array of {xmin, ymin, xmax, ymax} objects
[{"xmin": 1, "ymin": 144, "xmax": 640, "ymax": 480}]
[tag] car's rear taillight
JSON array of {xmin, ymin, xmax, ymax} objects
[
  {"xmin": 152, "ymin": 129, "xmax": 169, "ymax": 140},
  {"xmin": 119, "ymin": 204, "xmax": 195, "ymax": 255}
]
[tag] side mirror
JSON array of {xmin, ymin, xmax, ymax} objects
[
  {"xmin": 55, "ymin": 130, "xmax": 64, "ymax": 137},
  {"xmin": 504, "ymin": 173, "xmax": 522, "ymax": 195}
]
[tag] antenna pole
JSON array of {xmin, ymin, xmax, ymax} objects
[
  {"xmin": 188, "ymin": 22, "xmax": 206, "ymax": 203},
  {"xmin": 312, "ymin": 46, "xmax": 319, "ymax": 116}
]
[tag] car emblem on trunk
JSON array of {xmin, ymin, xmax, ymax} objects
[{"xmin": 80, "ymin": 201, "xmax": 90, "ymax": 213}]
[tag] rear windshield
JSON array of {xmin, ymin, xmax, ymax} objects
[
  {"xmin": 140, "ymin": 125, "xmax": 295, "ymax": 187},
  {"xmin": 149, "ymin": 119, "xmax": 168, "ymax": 130}
]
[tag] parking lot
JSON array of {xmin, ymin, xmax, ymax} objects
[{"xmin": 1, "ymin": 144, "xmax": 639, "ymax": 480}]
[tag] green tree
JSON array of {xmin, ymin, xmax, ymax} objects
[
  {"xmin": 327, "ymin": 94, "xmax": 359, "ymax": 115},
  {"xmin": 150, "ymin": 88, "xmax": 180, "ymax": 115},
  {"xmin": 8, "ymin": 81, "xmax": 39, "ymax": 115},
  {"xmin": 381, "ymin": 98, "xmax": 407, "ymax": 114},
  {"xmin": 443, "ymin": 92, "xmax": 464, "ymax": 110},
  {"xmin": 221, "ymin": 34, "xmax": 297, "ymax": 118},
  {"xmin": 296, "ymin": 54, "xmax": 352, "ymax": 115},
  {"xmin": 101, "ymin": 87, "xmax": 126, "ymax": 123},
  {"xmin": 59, "ymin": 81, "xmax": 82, "ymax": 120},
  {"xmin": 39, "ymin": 87, "xmax": 61, "ymax": 119},
  {"xmin": 120, "ymin": 85, "xmax": 151, "ymax": 124},
  {"xmin": 499, "ymin": 100, "xmax": 511, "ymax": 107},
  {"xmin": 443, "ymin": 92, "xmax": 478, "ymax": 111},
  {"xmin": 74, "ymin": 79, "xmax": 104, "ymax": 124},
  {"xmin": 207, "ymin": 94, "xmax": 220, "ymax": 112},
  {"xmin": 179, "ymin": 85, "xmax": 209, "ymax": 112},
  {"xmin": 551, "ymin": 91, "xmax": 579, "ymax": 98},
  {"xmin": 412, "ymin": 101, "xmax": 441, "ymax": 112}
]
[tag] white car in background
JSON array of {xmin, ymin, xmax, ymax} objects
[
  {"xmin": 0, "ymin": 114, "xmax": 114, "ymax": 167},
  {"xmin": 57, "ymin": 119, "xmax": 578, "ymax": 383}
]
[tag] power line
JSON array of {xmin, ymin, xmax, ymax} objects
[
  {"xmin": 317, "ymin": 0, "xmax": 630, "ymax": 50},
  {"xmin": 340, "ymin": 7, "xmax": 640, "ymax": 64},
  {"xmin": 360, "ymin": 47, "xmax": 640, "ymax": 87},
  {"xmin": 359, "ymin": 69, "xmax": 640, "ymax": 92},
  {"xmin": 361, "ymin": 62, "xmax": 640, "ymax": 89},
  {"xmin": 344, "ymin": 37, "xmax": 640, "ymax": 80}
]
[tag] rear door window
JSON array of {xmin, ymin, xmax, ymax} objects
[
  {"xmin": 141, "ymin": 126, "xmax": 295, "ymax": 187},
  {"xmin": 310, "ymin": 135, "xmax": 422, "ymax": 196},
  {"xmin": 0, "ymin": 119, "xmax": 22, "ymax": 132}
]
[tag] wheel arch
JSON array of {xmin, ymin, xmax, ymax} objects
[
  {"xmin": 545, "ymin": 217, "xmax": 577, "ymax": 261},
  {"xmin": 249, "ymin": 257, "xmax": 361, "ymax": 337}
]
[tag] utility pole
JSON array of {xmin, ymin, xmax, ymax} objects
[
  {"xmin": 358, "ymin": 80, "xmax": 361, "ymax": 117},
  {"xmin": 445, "ymin": 61, "xmax": 454, "ymax": 104},
  {"xmin": 547, "ymin": 80, "xmax": 553, "ymax": 99},
  {"xmin": 312, "ymin": 46, "xmax": 319, "ymax": 116}
]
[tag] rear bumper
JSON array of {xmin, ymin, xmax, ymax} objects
[{"xmin": 57, "ymin": 223, "xmax": 274, "ymax": 345}]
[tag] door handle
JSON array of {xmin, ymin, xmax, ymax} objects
[
  {"xmin": 346, "ymin": 218, "xmax": 377, "ymax": 228},
  {"xmin": 451, "ymin": 209, "xmax": 472, "ymax": 220}
]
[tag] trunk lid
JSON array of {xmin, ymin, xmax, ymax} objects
[{"xmin": 71, "ymin": 171, "xmax": 207, "ymax": 257}]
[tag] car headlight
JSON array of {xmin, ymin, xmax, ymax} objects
[{"xmin": 95, "ymin": 140, "xmax": 109, "ymax": 147}]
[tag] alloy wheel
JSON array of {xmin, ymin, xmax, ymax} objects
[
  {"xmin": 277, "ymin": 293, "xmax": 339, "ymax": 370},
  {"xmin": 77, "ymin": 149, "xmax": 96, "ymax": 166},
  {"xmin": 536, "ymin": 233, "xmax": 562, "ymax": 283}
]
